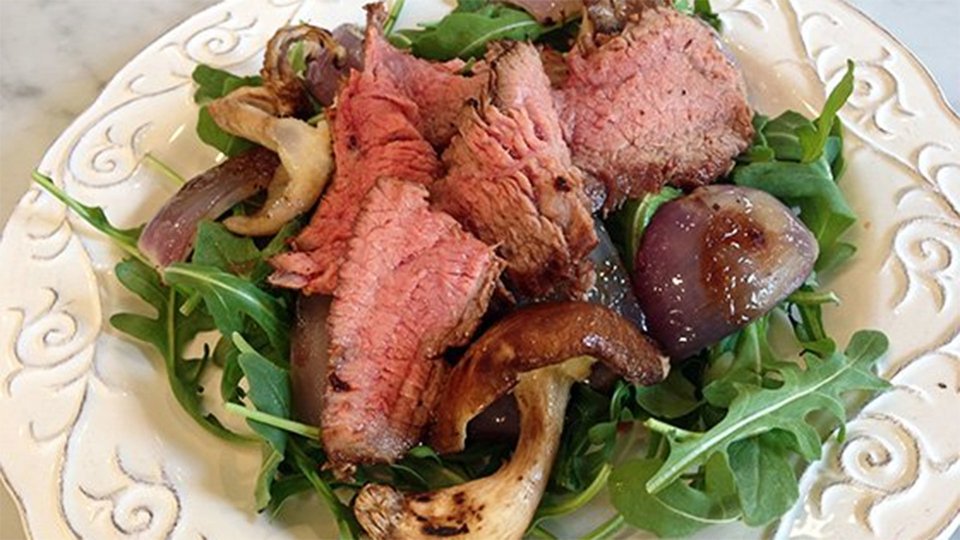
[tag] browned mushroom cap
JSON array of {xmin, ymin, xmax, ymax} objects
[
  {"xmin": 261, "ymin": 24, "xmax": 342, "ymax": 116},
  {"xmin": 430, "ymin": 301, "xmax": 668, "ymax": 454}
]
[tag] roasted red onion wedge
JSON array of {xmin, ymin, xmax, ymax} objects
[
  {"xmin": 305, "ymin": 24, "xmax": 365, "ymax": 106},
  {"xmin": 633, "ymin": 185, "xmax": 818, "ymax": 359},
  {"xmin": 138, "ymin": 147, "xmax": 279, "ymax": 266},
  {"xmin": 290, "ymin": 294, "xmax": 330, "ymax": 427},
  {"xmin": 507, "ymin": 0, "xmax": 582, "ymax": 23}
]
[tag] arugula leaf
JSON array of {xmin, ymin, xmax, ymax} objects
[
  {"xmin": 646, "ymin": 330, "xmax": 889, "ymax": 493},
  {"xmin": 702, "ymin": 317, "xmax": 777, "ymax": 408},
  {"xmin": 609, "ymin": 455, "xmax": 739, "ymax": 538},
  {"xmin": 635, "ymin": 369, "xmax": 701, "ymax": 419},
  {"xmin": 606, "ymin": 186, "xmax": 683, "ymax": 273},
  {"xmin": 32, "ymin": 171, "xmax": 147, "ymax": 266},
  {"xmin": 733, "ymin": 63, "xmax": 857, "ymax": 272},
  {"xmin": 289, "ymin": 439, "xmax": 362, "ymax": 540},
  {"xmin": 164, "ymin": 263, "xmax": 291, "ymax": 358},
  {"xmin": 727, "ymin": 431, "xmax": 798, "ymax": 526},
  {"xmin": 192, "ymin": 64, "xmax": 262, "ymax": 106},
  {"xmin": 191, "ymin": 65, "xmax": 262, "ymax": 156},
  {"xmin": 798, "ymin": 60, "xmax": 855, "ymax": 163},
  {"xmin": 233, "ymin": 333, "xmax": 292, "ymax": 509},
  {"xmin": 785, "ymin": 285, "xmax": 839, "ymax": 356},
  {"xmin": 673, "ymin": 0, "xmax": 722, "ymax": 30},
  {"xmin": 196, "ymin": 106, "xmax": 256, "ymax": 157},
  {"xmin": 193, "ymin": 221, "xmax": 262, "ymax": 277},
  {"xmin": 394, "ymin": 2, "xmax": 553, "ymax": 61},
  {"xmin": 110, "ymin": 259, "xmax": 246, "ymax": 442}
]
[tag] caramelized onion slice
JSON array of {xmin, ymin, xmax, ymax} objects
[
  {"xmin": 138, "ymin": 147, "xmax": 279, "ymax": 266},
  {"xmin": 430, "ymin": 301, "xmax": 668, "ymax": 454}
]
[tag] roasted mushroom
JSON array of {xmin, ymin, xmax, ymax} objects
[
  {"xmin": 354, "ymin": 302, "xmax": 668, "ymax": 539},
  {"xmin": 207, "ymin": 87, "xmax": 333, "ymax": 236},
  {"xmin": 203, "ymin": 23, "xmax": 347, "ymax": 236}
]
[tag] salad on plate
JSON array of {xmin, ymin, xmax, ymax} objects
[{"xmin": 32, "ymin": 0, "xmax": 891, "ymax": 538}]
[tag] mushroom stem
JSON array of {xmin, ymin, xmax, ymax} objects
[
  {"xmin": 207, "ymin": 86, "xmax": 333, "ymax": 236},
  {"xmin": 354, "ymin": 359, "xmax": 592, "ymax": 540}
]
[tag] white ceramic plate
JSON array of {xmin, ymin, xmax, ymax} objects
[{"xmin": 2, "ymin": 0, "xmax": 958, "ymax": 538}]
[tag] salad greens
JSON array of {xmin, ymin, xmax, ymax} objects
[
  {"xmin": 192, "ymin": 65, "xmax": 262, "ymax": 156},
  {"xmin": 391, "ymin": 0, "xmax": 557, "ymax": 61},
  {"xmin": 734, "ymin": 61, "xmax": 857, "ymax": 272},
  {"xmin": 28, "ymin": 1, "xmax": 890, "ymax": 539}
]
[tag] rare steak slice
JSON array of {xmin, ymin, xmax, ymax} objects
[
  {"xmin": 432, "ymin": 42, "xmax": 598, "ymax": 300},
  {"xmin": 555, "ymin": 6, "xmax": 754, "ymax": 210},
  {"xmin": 270, "ymin": 4, "xmax": 486, "ymax": 294},
  {"xmin": 322, "ymin": 178, "xmax": 503, "ymax": 464}
]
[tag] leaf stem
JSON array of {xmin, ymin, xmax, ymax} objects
[
  {"xmin": 289, "ymin": 439, "xmax": 361, "ymax": 540},
  {"xmin": 384, "ymin": 0, "xmax": 405, "ymax": 34},
  {"xmin": 225, "ymin": 402, "xmax": 320, "ymax": 439},
  {"xmin": 536, "ymin": 463, "xmax": 612, "ymax": 520},
  {"xmin": 142, "ymin": 153, "xmax": 186, "ymax": 185},
  {"xmin": 645, "ymin": 418, "xmax": 702, "ymax": 442},
  {"xmin": 179, "ymin": 291, "xmax": 204, "ymax": 316},
  {"xmin": 581, "ymin": 514, "xmax": 625, "ymax": 540},
  {"xmin": 32, "ymin": 170, "xmax": 150, "ymax": 267}
]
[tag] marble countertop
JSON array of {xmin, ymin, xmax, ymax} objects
[{"xmin": 0, "ymin": 1, "xmax": 958, "ymax": 538}]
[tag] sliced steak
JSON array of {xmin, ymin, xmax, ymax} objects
[
  {"xmin": 556, "ymin": 7, "xmax": 754, "ymax": 210},
  {"xmin": 323, "ymin": 178, "xmax": 503, "ymax": 464},
  {"xmin": 270, "ymin": 4, "xmax": 486, "ymax": 294},
  {"xmin": 433, "ymin": 42, "xmax": 598, "ymax": 300}
]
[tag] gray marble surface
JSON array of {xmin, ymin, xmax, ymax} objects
[{"xmin": 0, "ymin": 0, "xmax": 958, "ymax": 538}]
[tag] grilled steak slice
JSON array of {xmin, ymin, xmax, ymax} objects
[
  {"xmin": 433, "ymin": 42, "xmax": 598, "ymax": 300},
  {"xmin": 323, "ymin": 178, "xmax": 503, "ymax": 464},
  {"xmin": 556, "ymin": 7, "xmax": 754, "ymax": 210},
  {"xmin": 270, "ymin": 4, "xmax": 486, "ymax": 294}
]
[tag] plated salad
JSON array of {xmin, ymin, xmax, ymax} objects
[{"xmin": 33, "ymin": 0, "xmax": 890, "ymax": 538}]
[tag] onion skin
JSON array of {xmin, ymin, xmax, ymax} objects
[
  {"xmin": 290, "ymin": 294, "xmax": 330, "ymax": 427},
  {"xmin": 305, "ymin": 24, "xmax": 365, "ymax": 106},
  {"xmin": 633, "ymin": 185, "xmax": 818, "ymax": 359},
  {"xmin": 138, "ymin": 147, "xmax": 279, "ymax": 267}
]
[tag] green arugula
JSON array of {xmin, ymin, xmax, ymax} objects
[
  {"xmin": 32, "ymin": 171, "xmax": 147, "ymax": 266},
  {"xmin": 646, "ymin": 330, "xmax": 889, "ymax": 493},
  {"xmin": 673, "ymin": 0, "xmax": 722, "ymax": 30},
  {"xmin": 606, "ymin": 186, "xmax": 683, "ymax": 273},
  {"xmin": 110, "ymin": 259, "xmax": 248, "ymax": 442},
  {"xmin": 733, "ymin": 62, "xmax": 857, "ymax": 272},
  {"xmin": 191, "ymin": 64, "xmax": 262, "ymax": 156},
  {"xmin": 164, "ymin": 263, "xmax": 291, "ymax": 358},
  {"xmin": 392, "ymin": 1, "xmax": 556, "ymax": 60},
  {"xmin": 232, "ymin": 333, "xmax": 292, "ymax": 509},
  {"xmin": 726, "ymin": 431, "xmax": 798, "ymax": 525},
  {"xmin": 610, "ymin": 454, "xmax": 739, "ymax": 537}
]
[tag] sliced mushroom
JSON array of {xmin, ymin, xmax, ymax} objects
[
  {"xmin": 431, "ymin": 301, "xmax": 668, "ymax": 453},
  {"xmin": 261, "ymin": 24, "xmax": 345, "ymax": 115},
  {"xmin": 207, "ymin": 87, "xmax": 333, "ymax": 236},
  {"xmin": 198, "ymin": 22, "xmax": 346, "ymax": 236},
  {"xmin": 353, "ymin": 302, "xmax": 668, "ymax": 539},
  {"xmin": 356, "ymin": 360, "xmax": 589, "ymax": 540}
]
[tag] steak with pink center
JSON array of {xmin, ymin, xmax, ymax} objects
[
  {"xmin": 270, "ymin": 5, "xmax": 487, "ymax": 294},
  {"xmin": 433, "ymin": 42, "xmax": 597, "ymax": 300},
  {"xmin": 555, "ymin": 7, "xmax": 754, "ymax": 210},
  {"xmin": 322, "ymin": 178, "xmax": 503, "ymax": 464}
]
